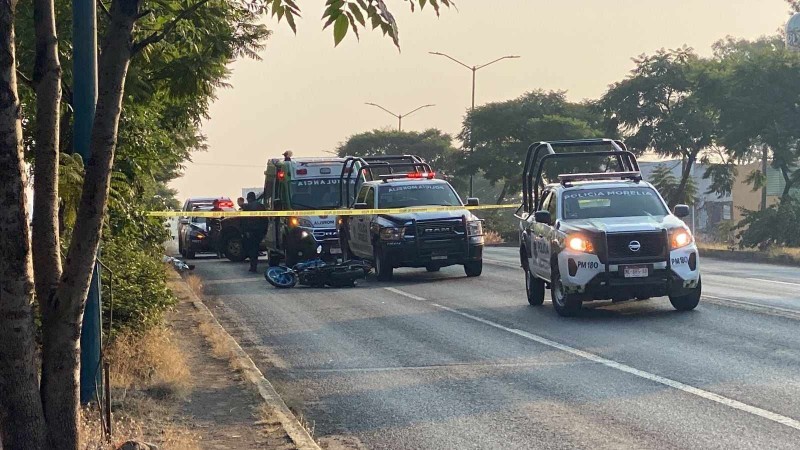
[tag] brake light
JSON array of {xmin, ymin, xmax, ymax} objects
[
  {"xmin": 296, "ymin": 169, "xmax": 307, "ymax": 175},
  {"xmin": 219, "ymin": 200, "xmax": 234, "ymax": 208},
  {"xmin": 277, "ymin": 170, "xmax": 285, "ymax": 180}
]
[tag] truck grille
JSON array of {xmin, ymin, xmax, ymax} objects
[
  {"xmin": 606, "ymin": 231, "xmax": 666, "ymax": 261},
  {"xmin": 413, "ymin": 219, "xmax": 465, "ymax": 239},
  {"xmin": 312, "ymin": 228, "xmax": 339, "ymax": 241}
]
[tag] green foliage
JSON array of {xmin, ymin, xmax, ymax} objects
[
  {"xmin": 459, "ymin": 90, "xmax": 605, "ymax": 199},
  {"xmin": 702, "ymin": 161, "xmax": 737, "ymax": 198},
  {"xmin": 254, "ymin": 0, "xmax": 453, "ymax": 47},
  {"xmin": 650, "ymin": 163, "xmax": 697, "ymax": 206},
  {"xmin": 100, "ymin": 237, "xmax": 176, "ymax": 336},
  {"xmin": 737, "ymin": 198, "xmax": 800, "ymax": 249}
]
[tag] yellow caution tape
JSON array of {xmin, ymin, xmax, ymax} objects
[{"xmin": 148, "ymin": 204, "xmax": 518, "ymax": 218}]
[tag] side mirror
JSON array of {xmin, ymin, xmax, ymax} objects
[
  {"xmin": 466, "ymin": 197, "xmax": 480, "ymax": 207},
  {"xmin": 534, "ymin": 210, "xmax": 552, "ymax": 224},
  {"xmin": 673, "ymin": 204, "xmax": 690, "ymax": 218},
  {"xmin": 354, "ymin": 202, "xmax": 369, "ymax": 210}
]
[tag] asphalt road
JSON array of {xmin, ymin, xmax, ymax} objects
[{"xmin": 190, "ymin": 247, "xmax": 800, "ymax": 449}]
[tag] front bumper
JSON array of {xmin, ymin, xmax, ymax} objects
[
  {"xmin": 379, "ymin": 235, "xmax": 484, "ymax": 268},
  {"xmin": 286, "ymin": 227, "xmax": 341, "ymax": 262},
  {"xmin": 558, "ymin": 244, "xmax": 700, "ymax": 301}
]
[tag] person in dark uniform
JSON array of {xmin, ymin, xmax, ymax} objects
[
  {"xmin": 243, "ymin": 191, "xmax": 266, "ymax": 272},
  {"xmin": 236, "ymin": 197, "xmax": 245, "ymax": 210}
]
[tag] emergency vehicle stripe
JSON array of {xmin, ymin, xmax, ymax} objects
[{"xmin": 148, "ymin": 204, "xmax": 519, "ymax": 218}]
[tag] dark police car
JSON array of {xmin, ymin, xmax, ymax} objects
[{"xmin": 339, "ymin": 157, "xmax": 484, "ymax": 281}]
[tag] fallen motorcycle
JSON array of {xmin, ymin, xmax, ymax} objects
[{"xmin": 265, "ymin": 258, "xmax": 371, "ymax": 289}]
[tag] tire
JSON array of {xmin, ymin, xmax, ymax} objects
[
  {"xmin": 551, "ymin": 264, "xmax": 581, "ymax": 317},
  {"xmin": 223, "ymin": 235, "xmax": 245, "ymax": 262},
  {"xmin": 184, "ymin": 247, "xmax": 196, "ymax": 259},
  {"xmin": 464, "ymin": 260, "xmax": 482, "ymax": 277},
  {"xmin": 525, "ymin": 269, "xmax": 545, "ymax": 306},
  {"xmin": 264, "ymin": 266, "xmax": 297, "ymax": 289},
  {"xmin": 374, "ymin": 247, "xmax": 393, "ymax": 281},
  {"xmin": 426, "ymin": 264, "xmax": 441, "ymax": 272},
  {"xmin": 669, "ymin": 278, "xmax": 702, "ymax": 311}
]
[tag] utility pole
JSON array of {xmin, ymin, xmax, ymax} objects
[
  {"xmin": 74, "ymin": 0, "xmax": 101, "ymax": 405},
  {"xmin": 364, "ymin": 102, "xmax": 435, "ymax": 132},
  {"xmin": 429, "ymin": 52, "xmax": 520, "ymax": 197}
]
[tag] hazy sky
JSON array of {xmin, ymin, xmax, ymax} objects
[{"xmin": 171, "ymin": 0, "xmax": 791, "ymax": 200}]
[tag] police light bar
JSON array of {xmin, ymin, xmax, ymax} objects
[
  {"xmin": 558, "ymin": 171, "xmax": 642, "ymax": 185},
  {"xmin": 379, "ymin": 172, "xmax": 436, "ymax": 181},
  {"xmin": 218, "ymin": 200, "xmax": 234, "ymax": 208}
]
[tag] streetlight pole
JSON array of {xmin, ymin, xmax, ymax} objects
[
  {"xmin": 364, "ymin": 102, "xmax": 435, "ymax": 132},
  {"xmin": 430, "ymin": 52, "xmax": 520, "ymax": 198}
]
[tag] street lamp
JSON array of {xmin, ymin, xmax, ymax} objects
[
  {"xmin": 365, "ymin": 102, "xmax": 435, "ymax": 131},
  {"xmin": 430, "ymin": 51, "xmax": 520, "ymax": 197}
]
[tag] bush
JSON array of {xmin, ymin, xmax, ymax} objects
[
  {"xmin": 101, "ymin": 235, "xmax": 176, "ymax": 337},
  {"xmin": 737, "ymin": 198, "xmax": 800, "ymax": 249}
]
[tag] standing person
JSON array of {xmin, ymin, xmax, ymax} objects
[
  {"xmin": 236, "ymin": 197, "xmax": 245, "ymax": 210},
  {"xmin": 243, "ymin": 191, "xmax": 266, "ymax": 272}
]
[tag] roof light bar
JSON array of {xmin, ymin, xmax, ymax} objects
[
  {"xmin": 558, "ymin": 171, "xmax": 642, "ymax": 185},
  {"xmin": 379, "ymin": 172, "xmax": 436, "ymax": 181}
]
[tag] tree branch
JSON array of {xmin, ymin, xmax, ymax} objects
[
  {"xmin": 131, "ymin": 0, "xmax": 211, "ymax": 55},
  {"xmin": 16, "ymin": 69, "xmax": 34, "ymax": 88},
  {"xmin": 97, "ymin": 0, "xmax": 112, "ymax": 19}
]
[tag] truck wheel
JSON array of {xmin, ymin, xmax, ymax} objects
[
  {"xmin": 184, "ymin": 247, "xmax": 196, "ymax": 259},
  {"xmin": 223, "ymin": 236, "xmax": 245, "ymax": 262},
  {"xmin": 374, "ymin": 248, "xmax": 393, "ymax": 281},
  {"xmin": 525, "ymin": 269, "xmax": 545, "ymax": 306},
  {"xmin": 669, "ymin": 278, "xmax": 702, "ymax": 311},
  {"xmin": 551, "ymin": 265, "xmax": 581, "ymax": 317},
  {"xmin": 464, "ymin": 260, "xmax": 482, "ymax": 277}
]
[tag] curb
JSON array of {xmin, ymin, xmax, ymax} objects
[{"xmin": 170, "ymin": 271, "xmax": 321, "ymax": 450}]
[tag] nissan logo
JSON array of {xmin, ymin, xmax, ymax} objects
[{"xmin": 628, "ymin": 240, "xmax": 641, "ymax": 252}]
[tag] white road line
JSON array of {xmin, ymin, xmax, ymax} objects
[
  {"xmin": 703, "ymin": 295, "xmax": 800, "ymax": 318},
  {"xmin": 746, "ymin": 277, "xmax": 800, "ymax": 287},
  {"xmin": 483, "ymin": 258, "xmax": 520, "ymax": 269},
  {"xmin": 383, "ymin": 287, "xmax": 800, "ymax": 432}
]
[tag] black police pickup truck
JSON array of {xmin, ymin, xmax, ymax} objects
[{"xmin": 338, "ymin": 157, "xmax": 484, "ymax": 281}]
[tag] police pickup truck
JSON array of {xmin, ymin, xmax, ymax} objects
[
  {"xmin": 338, "ymin": 157, "xmax": 484, "ymax": 281},
  {"xmin": 517, "ymin": 139, "xmax": 701, "ymax": 316}
]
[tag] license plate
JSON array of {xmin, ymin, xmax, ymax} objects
[
  {"xmin": 329, "ymin": 247, "xmax": 342, "ymax": 254},
  {"xmin": 623, "ymin": 265, "xmax": 649, "ymax": 278}
]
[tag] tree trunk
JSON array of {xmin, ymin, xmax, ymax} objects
[
  {"xmin": 760, "ymin": 145, "xmax": 768, "ymax": 211},
  {"xmin": 40, "ymin": 0, "xmax": 140, "ymax": 447},
  {"xmin": 495, "ymin": 180, "xmax": 508, "ymax": 205},
  {"xmin": 0, "ymin": 0, "xmax": 49, "ymax": 447},
  {"xmin": 32, "ymin": 0, "xmax": 63, "ymax": 331},
  {"xmin": 675, "ymin": 152, "xmax": 696, "ymax": 206},
  {"xmin": 778, "ymin": 162, "xmax": 795, "ymax": 204}
]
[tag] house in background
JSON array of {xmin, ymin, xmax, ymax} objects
[{"xmin": 638, "ymin": 160, "xmax": 733, "ymax": 235}]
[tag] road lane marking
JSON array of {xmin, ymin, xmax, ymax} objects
[
  {"xmin": 702, "ymin": 295, "xmax": 800, "ymax": 320},
  {"xmin": 746, "ymin": 277, "xmax": 800, "ymax": 287},
  {"xmin": 384, "ymin": 287, "xmax": 800, "ymax": 432},
  {"xmin": 294, "ymin": 361, "xmax": 587, "ymax": 374}
]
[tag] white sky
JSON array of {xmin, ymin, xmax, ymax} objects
[{"xmin": 171, "ymin": 0, "xmax": 791, "ymax": 200}]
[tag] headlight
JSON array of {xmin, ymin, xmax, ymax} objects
[
  {"xmin": 670, "ymin": 227, "xmax": 694, "ymax": 249},
  {"xmin": 467, "ymin": 220, "xmax": 483, "ymax": 236},
  {"xmin": 566, "ymin": 234, "xmax": 594, "ymax": 253},
  {"xmin": 289, "ymin": 217, "xmax": 314, "ymax": 228},
  {"xmin": 380, "ymin": 227, "xmax": 405, "ymax": 241}
]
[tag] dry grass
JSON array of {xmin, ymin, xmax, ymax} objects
[
  {"xmin": 484, "ymin": 230, "xmax": 506, "ymax": 245},
  {"xmin": 196, "ymin": 320, "xmax": 249, "ymax": 373},
  {"xmin": 106, "ymin": 327, "xmax": 191, "ymax": 399},
  {"xmin": 698, "ymin": 242, "xmax": 800, "ymax": 264},
  {"xmin": 185, "ymin": 274, "xmax": 204, "ymax": 296}
]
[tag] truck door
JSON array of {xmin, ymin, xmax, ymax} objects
[
  {"xmin": 263, "ymin": 171, "xmax": 279, "ymax": 251},
  {"xmin": 348, "ymin": 186, "xmax": 374, "ymax": 258},
  {"xmin": 532, "ymin": 191, "xmax": 555, "ymax": 277}
]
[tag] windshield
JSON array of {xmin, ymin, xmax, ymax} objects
[
  {"xmin": 289, "ymin": 178, "xmax": 345, "ymax": 209},
  {"xmin": 562, "ymin": 187, "xmax": 668, "ymax": 219},
  {"xmin": 378, "ymin": 183, "xmax": 461, "ymax": 208}
]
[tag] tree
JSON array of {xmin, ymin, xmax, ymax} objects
[
  {"xmin": 336, "ymin": 128, "xmax": 465, "ymax": 190},
  {"xmin": 650, "ymin": 163, "xmax": 697, "ymax": 206},
  {"xmin": 600, "ymin": 47, "xmax": 717, "ymax": 206},
  {"xmin": 710, "ymin": 36, "xmax": 800, "ymax": 205},
  {"xmin": 459, "ymin": 90, "xmax": 605, "ymax": 204},
  {"xmin": 1, "ymin": 1, "xmax": 451, "ymax": 448}
]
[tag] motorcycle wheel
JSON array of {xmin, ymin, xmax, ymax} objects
[{"xmin": 264, "ymin": 266, "xmax": 297, "ymax": 289}]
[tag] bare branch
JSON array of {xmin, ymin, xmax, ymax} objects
[
  {"xmin": 97, "ymin": 0, "xmax": 112, "ymax": 20},
  {"xmin": 16, "ymin": 69, "xmax": 34, "ymax": 88},
  {"xmin": 131, "ymin": 0, "xmax": 211, "ymax": 55}
]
